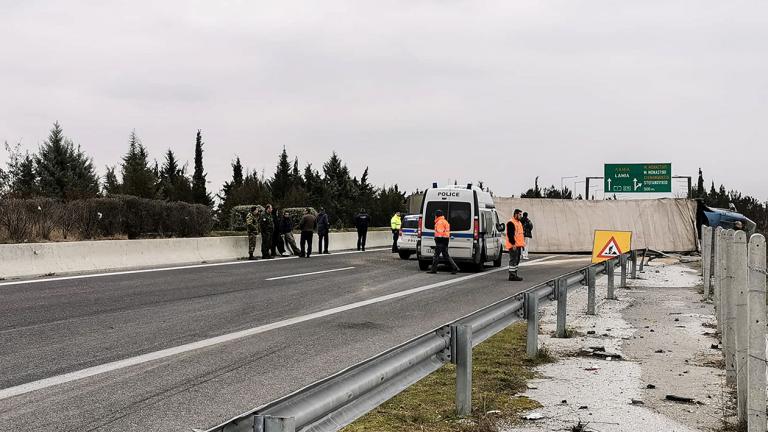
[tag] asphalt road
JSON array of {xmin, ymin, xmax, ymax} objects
[{"xmin": 0, "ymin": 249, "xmax": 591, "ymax": 431}]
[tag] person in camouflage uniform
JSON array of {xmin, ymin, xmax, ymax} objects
[
  {"xmin": 259, "ymin": 204, "xmax": 275, "ymax": 259},
  {"xmin": 245, "ymin": 206, "xmax": 260, "ymax": 260}
]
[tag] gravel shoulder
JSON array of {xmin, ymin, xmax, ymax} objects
[{"xmin": 505, "ymin": 258, "xmax": 725, "ymax": 432}]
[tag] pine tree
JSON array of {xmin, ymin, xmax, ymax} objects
[
  {"xmin": 271, "ymin": 147, "xmax": 292, "ymax": 202},
  {"xmin": 121, "ymin": 130, "xmax": 158, "ymax": 198},
  {"xmin": 4, "ymin": 141, "xmax": 39, "ymax": 198},
  {"xmin": 232, "ymin": 157, "xmax": 243, "ymax": 188},
  {"xmin": 34, "ymin": 122, "xmax": 100, "ymax": 200},
  {"xmin": 696, "ymin": 168, "xmax": 705, "ymax": 198},
  {"xmin": 104, "ymin": 166, "xmax": 121, "ymax": 195},
  {"xmin": 158, "ymin": 149, "xmax": 192, "ymax": 202},
  {"xmin": 191, "ymin": 129, "xmax": 212, "ymax": 206}
]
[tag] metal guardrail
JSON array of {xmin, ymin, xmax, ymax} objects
[{"xmin": 203, "ymin": 253, "xmax": 638, "ymax": 432}]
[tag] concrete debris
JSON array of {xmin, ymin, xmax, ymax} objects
[
  {"xmin": 522, "ymin": 412, "xmax": 545, "ymax": 421},
  {"xmin": 630, "ymin": 399, "xmax": 644, "ymax": 405}
]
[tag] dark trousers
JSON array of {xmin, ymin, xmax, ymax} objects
[
  {"xmin": 300, "ymin": 231, "xmax": 313, "ymax": 257},
  {"xmin": 271, "ymin": 234, "xmax": 285, "ymax": 256},
  {"xmin": 391, "ymin": 229, "xmax": 399, "ymax": 252},
  {"xmin": 318, "ymin": 231, "xmax": 329, "ymax": 253},
  {"xmin": 261, "ymin": 231, "xmax": 273, "ymax": 258},
  {"xmin": 357, "ymin": 228, "xmax": 368, "ymax": 250},
  {"xmin": 508, "ymin": 248, "xmax": 521, "ymax": 273},
  {"xmin": 431, "ymin": 238, "xmax": 459, "ymax": 272}
]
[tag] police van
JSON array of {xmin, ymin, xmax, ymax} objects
[{"xmin": 416, "ymin": 184, "xmax": 505, "ymax": 271}]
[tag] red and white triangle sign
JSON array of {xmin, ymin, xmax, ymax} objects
[{"xmin": 597, "ymin": 236, "xmax": 623, "ymax": 258}]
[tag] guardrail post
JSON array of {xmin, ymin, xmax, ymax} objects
[
  {"xmin": 701, "ymin": 225, "xmax": 713, "ymax": 299},
  {"xmin": 724, "ymin": 229, "xmax": 736, "ymax": 387},
  {"xmin": 620, "ymin": 254, "xmax": 628, "ymax": 288},
  {"xmin": 714, "ymin": 226, "xmax": 724, "ymax": 333},
  {"xmin": 264, "ymin": 416, "xmax": 296, "ymax": 432},
  {"xmin": 606, "ymin": 259, "xmax": 616, "ymax": 300},
  {"xmin": 733, "ymin": 231, "xmax": 748, "ymax": 423},
  {"xmin": 587, "ymin": 267, "xmax": 597, "ymax": 315},
  {"xmin": 453, "ymin": 324, "xmax": 472, "ymax": 416},
  {"xmin": 630, "ymin": 250, "xmax": 638, "ymax": 279},
  {"xmin": 747, "ymin": 234, "xmax": 766, "ymax": 432},
  {"xmin": 556, "ymin": 278, "xmax": 568, "ymax": 338},
  {"xmin": 525, "ymin": 292, "xmax": 539, "ymax": 358}
]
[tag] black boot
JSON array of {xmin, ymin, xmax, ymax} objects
[
  {"xmin": 508, "ymin": 272, "xmax": 523, "ymax": 281},
  {"xmin": 248, "ymin": 254, "xmax": 255, "ymax": 260}
]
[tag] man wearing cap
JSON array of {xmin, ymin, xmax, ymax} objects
[
  {"xmin": 429, "ymin": 209, "xmax": 459, "ymax": 274},
  {"xmin": 506, "ymin": 209, "xmax": 525, "ymax": 281}
]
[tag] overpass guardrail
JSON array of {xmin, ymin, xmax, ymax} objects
[{"xmin": 202, "ymin": 252, "xmax": 641, "ymax": 432}]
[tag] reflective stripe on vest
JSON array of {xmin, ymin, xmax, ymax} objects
[
  {"xmin": 505, "ymin": 218, "xmax": 526, "ymax": 250},
  {"xmin": 434, "ymin": 216, "xmax": 450, "ymax": 238}
]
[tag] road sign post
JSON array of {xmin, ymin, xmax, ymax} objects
[{"xmin": 604, "ymin": 163, "xmax": 672, "ymax": 193}]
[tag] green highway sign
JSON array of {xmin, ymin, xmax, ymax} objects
[{"xmin": 604, "ymin": 163, "xmax": 672, "ymax": 193}]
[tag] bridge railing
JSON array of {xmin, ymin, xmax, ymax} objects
[
  {"xmin": 202, "ymin": 253, "xmax": 640, "ymax": 432},
  {"xmin": 701, "ymin": 225, "xmax": 766, "ymax": 432}
]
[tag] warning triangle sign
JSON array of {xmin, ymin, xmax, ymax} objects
[{"xmin": 597, "ymin": 236, "xmax": 622, "ymax": 258}]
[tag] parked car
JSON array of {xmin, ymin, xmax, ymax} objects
[{"xmin": 396, "ymin": 214, "xmax": 420, "ymax": 259}]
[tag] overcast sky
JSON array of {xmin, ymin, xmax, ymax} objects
[{"xmin": 1, "ymin": 1, "xmax": 766, "ymax": 200}]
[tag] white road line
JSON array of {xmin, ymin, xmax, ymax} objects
[
  {"xmin": 0, "ymin": 248, "xmax": 389, "ymax": 287},
  {"xmin": 266, "ymin": 267, "xmax": 355, "ymax": 281},
  {"xmin": 0, "ymin": 256, "xmax": 569, "ymax": 400}
]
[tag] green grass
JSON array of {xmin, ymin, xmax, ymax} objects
[{"xmin": 342, "ymin": 323, "xmax": 552, "ymax": 432}]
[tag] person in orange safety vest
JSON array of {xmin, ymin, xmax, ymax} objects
[
  {"xmin": 505, "ymin": 209, "xmax": 526, "ymax": 281},
  {"xmin": 429, "ymin": 209, "xmax": 459, "ymax": 274}
]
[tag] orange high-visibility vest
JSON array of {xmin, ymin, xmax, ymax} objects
[
  {"xmin": 434, "ymin": 216, "xmax": 450, "ymax": 238},
  {"xmin": 505, "ymin": 218, "xmax": 526, "ymax": 250}
]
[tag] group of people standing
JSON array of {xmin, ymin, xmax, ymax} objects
[{"xmin": 245, "ymin": 205, "xmax": 332, "ymax": 260}]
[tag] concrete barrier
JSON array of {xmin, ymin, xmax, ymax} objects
[
  {"xmin": 494, "ymin": 198, "xmax": 698, "ymax": 253},
  {"xmin": 0, "ymin": 231, "xmax": 392, "ymax": 280}
]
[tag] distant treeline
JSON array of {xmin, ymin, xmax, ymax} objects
[{"xmin": 0, "ymin": 122, "xmax": 406, "ymax": 233}]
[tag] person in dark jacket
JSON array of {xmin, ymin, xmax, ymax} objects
[
  {"xmin": 280, "ymin": 210, "xmax": 301, "ymax": 256},
  {"xmin": 298, "ymin": 208, "xmax": 317, "ymax": 258},
  {"xmin": 354, "ymin": 208, "xmax": 370, "ymax": 251},
  {"xmin": 317, "ymin": 208, "xmax": 330, "ymax": 254},
  {"xmin": 259, "ymin": 204, "xmax": 275, "ymax": 259},
  {"xmin": 521, "ymin": 211, "xmax": 534, "ymax": 260},
  {"xmin": 271, "ymin": 207, "xmax": 286, "ymax": 256}
]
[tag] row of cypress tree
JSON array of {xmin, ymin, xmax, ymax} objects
[{"xmin": 1, "ymin": 123, "xmax": 407, "ymax": 229}]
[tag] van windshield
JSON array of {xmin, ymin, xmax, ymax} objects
[{"xmin": 425, "ymin": 201, "xmax": 472, "ymax": 231}]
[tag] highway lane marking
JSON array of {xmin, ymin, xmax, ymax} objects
[
  {"xmin": 0, "ymin": 248, "xmax": 389, "ymax": 288},
  {"xmin": 266, "ymin": 267, "xmax": 356, "ymax": 281},
  {"xmin": 0, "ymin": 255, "xmax": 577, "ymax": 400}
]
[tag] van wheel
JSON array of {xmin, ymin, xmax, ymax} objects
[
  {"xmin": 472, "ymin": 250, "xmax": 484, "ymax": 272},
  {"xmin": 399, "ymin": 251, "xmax": 412, "ymax": 260},
  {"xmin": 493, "ymin": 252, "xmax": 503, "ymax": 267},
  {"xmin": 418, "ymin": 259, "xmax": 431, "ymax": 271}
]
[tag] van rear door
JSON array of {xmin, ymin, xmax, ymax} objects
[{"xmin": 423, "ymin": 199, "xmax": 474, "ymax": 259}]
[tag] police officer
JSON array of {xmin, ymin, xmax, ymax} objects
[
  {"xmin": 317, "ymin": 207, "xmax": 331, "ymax": 254},
  {"xmin": 506, "ymin": 209, "xmax": 525, "ymax": 281},
  {"xmin": 390, "ymin": 211, "xmax": 402, "ymax": 253},
  {"xmin": 245, "ymin": 206, "xmax": 260, "ymax": 260},
  {"xmin": 429, "ymin": 209, "xmax": 459, "ymax": 274},
  {"xmin": 259, "ymin": 204, "xmax": 275, "ymax": 259},
  {"xmin": 354, "ymin": 208, "xmax": 370, "ymax": 251}
]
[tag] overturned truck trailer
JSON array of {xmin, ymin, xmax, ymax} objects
[{"xmin": 494, "ymin": 198, "xmax": 699, "ymax": 254}]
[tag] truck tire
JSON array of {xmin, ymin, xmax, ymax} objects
[{"xmin": 399, "ymin": 251, "xmax": 413, "ymax": 260}]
